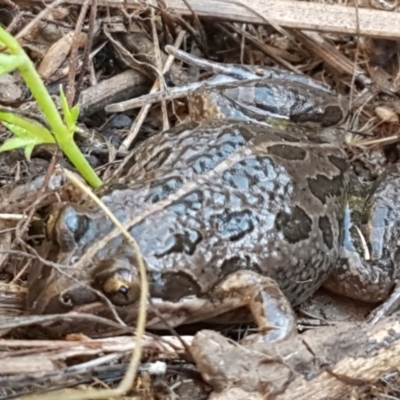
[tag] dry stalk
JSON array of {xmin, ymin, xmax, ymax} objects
[
  {"xmin": 67, "ymin": 0, "xmax": 91, "ymax": 105},
  {"xmin": 150, "ymin": 7, "xmax": 169, "ymax": 132}
]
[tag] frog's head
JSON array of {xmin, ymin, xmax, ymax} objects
[{"xmin": 26, "ymin": 203, "xmax": 142, "ymax": 314}]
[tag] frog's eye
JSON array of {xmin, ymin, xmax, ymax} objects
[
  {"xmin": 60, "ymin": 292, "xmax": 73, "ymax": 308},
  {"xmin": 102, "ymin": 270, "xmax": 140, "ymax": 305},
  {"xmin": 119, "ymin": 286, "xmax": 129, "ymax": 296},
  {"xmin": 92, "ymin": 258, "xmax": 140, "ymax": 306},
  {"xmin": 47, "ymin": 204, "xmax": 90, "ymax": 252}
]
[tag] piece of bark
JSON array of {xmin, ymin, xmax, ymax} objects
[
  {"xmin": 0, "ymin": 281, "xmax": 26, "ymax": 317},
  {"xmin": 192, "ymin": 313, "xmax": 400, "ymax": 399},
  {"xmin": 0, "ymin": 333, "xmax": 192, "ymax": 396},
  {"xmin": 18, "ymin": 0, "xmax": 400, "ymax": 40},
  {"xmin": 78, "ymin": 70, "xmax": 151, "ymax": 117}
]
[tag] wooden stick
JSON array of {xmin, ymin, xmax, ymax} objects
[
  {"xmin": 165, "ymin": 0, "xmax": 400, "ymax": 38},
  {"xmin": 38, "ymin": 0, "xmax": 400, "ymax": 39}
]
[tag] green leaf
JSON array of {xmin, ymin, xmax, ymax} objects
[
  {"xmin": 0, "ymin": 137, "xmax": 35, "ymax": 152},
  {"xmin": 0, "ymin": 138, "xmax": 38, "ymax": 161},
  {"xmin": 59, "ymin": 86, "xmax": 80, "ymax": 131},
  {"xmin": 59, "ymin": 86, "xmax": 71, "ymax": 127},
  {"xmin": 0, "ymin": 138, "xmax": 36, "ymax": 161},
  {"xmin": 0, "ymin": 118, "xmax": 56, "ymax": 161},
  {"xmin": 0, "ymin": 113, "xmax": 56, "ymax": 144},
  {"xmin": 0, "ymin": 54, "xmax": 23, "ymax": 75},
  {"xmin": 0, "ymin": 26, "xmax": 102, "ymax": 188},
  {"xmin": 70, "ymin": 105, "xmax": 80, "ymax": 125},
  {"xmin": 4, "ymin": 121, "xmax": 55, "ymax": 143},
  {"xmin": 24, "ymin": 143, "xmax": 35, "ymax": 160}
]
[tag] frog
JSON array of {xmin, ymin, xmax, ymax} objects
[
  {"xmin": 25, "ymin": 53, "xmax": 400, "ymax": 342},
  {"xmin": 325, "ymin": 163, "xmax": 400, "ymax": 305}
]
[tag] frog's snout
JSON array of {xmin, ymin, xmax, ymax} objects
[{"xmin": 27, "ymin": 271, "xmax": 98, "ymax": 315}]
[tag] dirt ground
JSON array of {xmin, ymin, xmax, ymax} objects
[{"xmin": 1, "ymin": 0, "xmax": 400, "ymax": 399}]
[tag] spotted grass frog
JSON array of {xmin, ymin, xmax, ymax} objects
[{"xmin": 26, "ymin": 53, "xmax": 400, "ymax": 341}]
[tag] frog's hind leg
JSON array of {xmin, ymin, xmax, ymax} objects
[
  {"xmin": 324, "ymin": 254, "xmax": 400, "ymax": 323},
  {"xmin": 212, "ymin": 270, "xmax": 296, "ymax": 342},
  {"xmin": 324, "ymin": 256, "xmax": 397, "ymax": 303},
  {"xmin": 368, "ymin": 281, "xmax": 400, "ymax": 325},
  {"xmin": 327, "ymin": 164, "xmax": 400, "ymax": 320}
]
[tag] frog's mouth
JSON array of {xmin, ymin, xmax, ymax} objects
[
  {"xmin": 27, "ymin": 254, "xmax": 142, "ymax": 315},
  {"xmin": 27, "ymin": 263, "xmax": 98, "ymax": 315}
]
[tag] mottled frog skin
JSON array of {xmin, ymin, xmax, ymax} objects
[
  {"xmin": 25, "ymin": 72, "xmax": 400, "ymax": 341},
  {"xmin": 27, "ymin": 119, "xmax": 349, "ymax": 341}
]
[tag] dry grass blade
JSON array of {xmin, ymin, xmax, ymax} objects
[
  {"xmin": 291, "ymin": 29, "xmax": 370, "ymax": 85},
  {"xmin": 19, "ymin": 169, "xmax": 149, "ymax": 400},
  {"xmin": 150, "ymin": 7, "xmax": 169, "ymax": 132},
  {"xmin": 117, "ymin": 30, "xmax": 186, "ymax": 152},
  {"xmin": 0, "ymin": 213, "xmax": 40, "ymax": 220},
  {"xmin": 224, "ymin": 23, "xmax": 302, "ymax": 74}
]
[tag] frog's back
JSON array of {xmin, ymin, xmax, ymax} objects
[{"xmin": 98, "ymin": 120, "xmax": 347, "ymax": 305}]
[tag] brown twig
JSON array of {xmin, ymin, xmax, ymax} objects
[
  {"xmin": 150, "ymin": 7, "xmax": 169, "ymax": 132},
  {"xmin": 67, "ymin": 0, "xmax": 90, "ymax": 106},
  {"xmin": 76, "ymin": 0, "xmax": 98, "ymax": 97},
  {"xmin": 15, "ymin": 0, "xmax": 65, "ymax": 40}
]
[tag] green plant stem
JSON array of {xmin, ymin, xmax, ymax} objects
[
  {"xmin": 0, "ymin": 27, "xmax": 102, "ymax": 188},
  {"xmin": 0, "ymin": 111, "xmax": 55, "ymax": 138}
]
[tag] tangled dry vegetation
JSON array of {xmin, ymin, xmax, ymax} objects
[{"xmin": 2, "ymin": 0, "xmax": 400, "ymax": 399}]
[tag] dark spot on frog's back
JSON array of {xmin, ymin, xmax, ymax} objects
[
  {"xmin": 144, "ymin": 176, "xmax": 184, "ymax": 204},
  {"xmin": 151, "ymin": 271, "xmax": 202, "ymax": 300},
  {"xmin": 220, "ymin": 256, "xmax": 262, "ymax": 276},
  {"xmin": 212, "ymin": 209, "xmax": 258, "ymax": 241},
  {"xmin": 319, "ymin": 215, "xmax": 334, "ymax": 249},
  {"xmin": 268, "ymin": 144, "xmax": 307, "ymax": 161},
  {"xmin": 328, "ymin": 154, "xmax": 348, "ymax": 172},
  {"xmin": 155, "ymin": 229, "xmax": 203, "ymax": 257},
  {"xmin": 307, "ymin": 173, "xmax": 344, "ymax": 205},
  {"xmin": 275, "ymin": 206, "xmax": 312, "ymax": 243}
]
